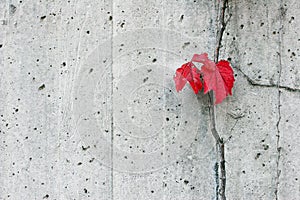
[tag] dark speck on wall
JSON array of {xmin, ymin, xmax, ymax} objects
[
  {"xmin": 9, "ymin": 4, "xmax": 17, "ymax": 15},
  {"xmin": 38, "ymin": 84, "xmax": 45, "ymax": 91},
  {"xmin": 255, "ymin": 153, "xmax": 261, "ymax": 160},
  {"xmin": 82, "ymin": 145, "xmax": 90, "ymax": 151},
  {"xmin": 143, "ymin": 77, "xmax": 149, "ymax": 83},
  {"xmin": 179, "ymin": 14, "xmax": 184, "ymax": 22}
]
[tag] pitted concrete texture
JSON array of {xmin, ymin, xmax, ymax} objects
[{"xmin": 0, "ymin": 0, "xmax": 299, "ymax": 200}]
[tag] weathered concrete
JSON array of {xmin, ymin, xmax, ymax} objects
[{"xmin": 0, "ymin": 0, "xmax": 299, "ymax": 199}]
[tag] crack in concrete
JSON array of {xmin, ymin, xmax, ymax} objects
[
  {"xmin": 212, "ymin": 1, "xmax": 229, "ymax": 200},
  {"xmin": 224, "ymin": 119, "xmax": 239, "ymax": 144},
  {"xmin": 214, "ymin": 161, "xmax": 219, "ymax": 200},
  {"xmin": 234, "ymin": 67, "xmax": 300, "ymax": 92},
  {"xmin": 275, "ymin": 2, "xmax": 285, "ymax": 200},
  {"xmin": 274, "ymin": 60, "xmax": 282, "ymax": 200}
]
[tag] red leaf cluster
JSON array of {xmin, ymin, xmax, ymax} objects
[{"xmin": 173, "ymin": 53, "xmax": 235, "ymax": 104}]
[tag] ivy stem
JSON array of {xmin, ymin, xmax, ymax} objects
[
  {"xmin": 209, "ymin": 92, "xmax": 226, "ymax": 200},
  {"xmin": 209, "ymin": 0, "xmax": 230, "ymax": 200}
]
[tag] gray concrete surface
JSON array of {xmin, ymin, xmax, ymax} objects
[{"xmin": 0, "ymin": 0, "xmax": 299, "ymax": 199}]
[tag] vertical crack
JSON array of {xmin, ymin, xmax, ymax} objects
[
  {"xmin": 275, "ymin": 1, "xmax": 284, "ymax": 199},
  {"xmin": 275, "ymin": 91, "xmax": 282, "ymax": 200},
  {"xmin": 274, "ymin": 49, "xmax": 282, "ymax": 200},
  {"xmin": 210, "ymin": 0, "xmax": 230, "ymax": 200},
  {"xmin": 214, "ymin": 158, "xmax": 220, "ymax": 200}
]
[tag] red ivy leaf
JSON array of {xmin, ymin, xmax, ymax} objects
[
  {"xmin": 192, "ymin": 53, "xmax": 215, "ymax": 70},
  {"xmin": 174, "ymin": 53, "xmax": 235, "ymax": 104},
  {"xmin": 216, "ymin": 60, "xmax": 234, "ymax": 96},
  {"xmin": 192, "ymin": 53, "xmax": 235, "ymax": 104},
  {"xmin": 173, "ymin": 62, "xmax": 202, "ymax": 94}
]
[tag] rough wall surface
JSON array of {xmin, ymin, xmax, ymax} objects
[{"xmin": 0, "ymin": 0, "xmax": 299, "ymax": 200}]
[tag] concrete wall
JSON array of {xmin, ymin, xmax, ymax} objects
[{"xmin": 0, "ymin": 0, "xmax": 299, "ymax": 199}]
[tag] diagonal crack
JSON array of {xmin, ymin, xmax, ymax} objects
[{"xmin": 234, "ymin": 67, "xmax": 300, "ymax": 92}]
